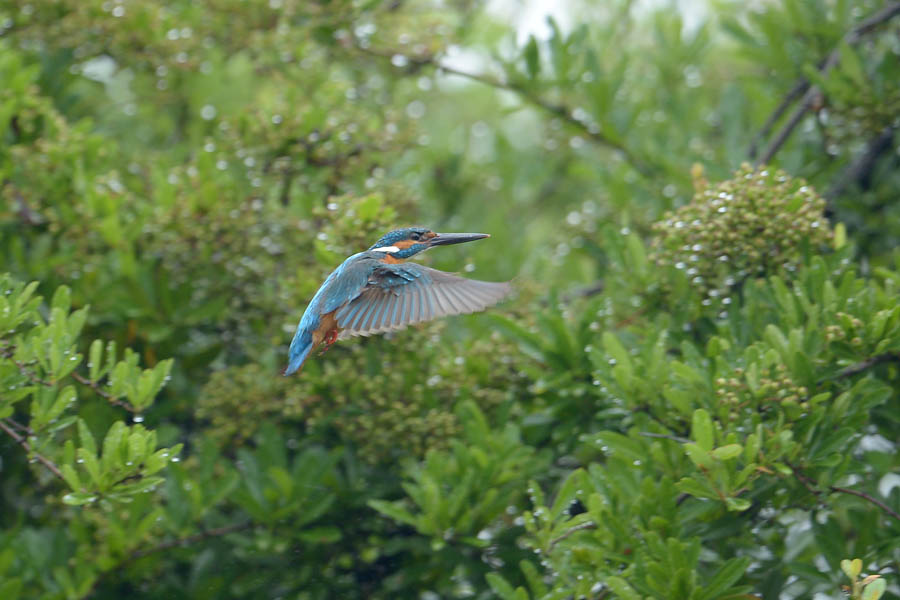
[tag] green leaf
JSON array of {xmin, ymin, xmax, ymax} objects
[
  {"xmin": 77, "ymin": 448, "xmax": 102, "ymax": 487},
  {"xmin": 486, "ymin": 573, "xmax": 526, "ymax": 600},
  {"xmin": 833, "ymin": 222, "xmax": 847, "ymax": 249},
  {"xmin": 60, "ymin": 464, "xmax": 81, "ymax": 492},
  {"xmin": 676, "ymin": 476, "xmax": 716, "ymax": 499},
  {"xmin": 606, "ymin": 576, "xmax": 641, "ymax": 600},
  {"xmin": 724, "ymin": 496, "xmax": 751, "ymax": 512},
  {"xmin": 700, "ymin": 556, "xmax": 751, "ymax": 599},
  {"xmin": 625, "ymin": 234, "xmax": 648, "ymax": 278},
  {"xmin": 603, "ymin": 332, "xmax": 632, "ymax": 371},
  {"xmin": 520, "ymin": 560, "xmax": 547, "ymax": 597},
  {"xmin": 368, "ymin": 500, "xmax": 418, "ymax": 527},
  {"xmin": 862, "ymin": 578, "xmax": 886, "ymax": 600},
  {"xmin": 711, "ymin": 444, "xmax": 742, "ymax": 461},
  {"xmin": 838, "ymin": 42, "xmax": 866, "ymax": 86},
  {"xmin": 101, "ymin": 421, "xmax": 127, "ymax": 472},
  {"xmin": 77, "ymin": 418, "xmax": 96, "ymax": 456},
  {"xmin": 684, "ymin": 443, "xmax": 713, "ymax": 469},
  {"xmin": 51, "ymin": 286, "xmax": 71, "ymax": 313},
  {"xmin": 88, "ymin": 340, "xmax": 103, "ymax": 381},
  {"xmin": 840, "ymin": 558, "xmax": 861, "ymax": 580},
  {"xmin": 550, "ymin": 468, "xmax": 583, "ymax": 519},
  {"xmin": 691, "ymin": 409, "xmax": 714, "ymax": 451},
  {"xmin": 593, "ymin": 432, "xmax": 647, "ymax": 463},
  {"xmin": 62, "ymin": 492, "xmax": 97, "ymax": 506}
]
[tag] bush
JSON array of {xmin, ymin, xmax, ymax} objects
[{"xmin": 2, "ymin": 1, "xmax": 898, "ymax": 599}]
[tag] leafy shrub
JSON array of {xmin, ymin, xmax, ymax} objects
[{"xmin": 2, "ymin": 1, "xmax": 900, "ymax": 599}]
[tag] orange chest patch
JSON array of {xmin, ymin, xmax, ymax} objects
[
  {"xmin": 312, "ymin": 311, "xmax": 340, "ymax": 345},
  {"xmin": 380, "ymin": 254, "xmax": 405, "ymax": 264}
]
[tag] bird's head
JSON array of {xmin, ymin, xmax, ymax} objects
[{"xmin": 369, "ymin": 227, "xmax": 489, "ymax": 260}]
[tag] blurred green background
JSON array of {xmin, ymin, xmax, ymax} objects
[{"xmin": 1, "ymin": 1, "xmax": 899, "ymax": 598}]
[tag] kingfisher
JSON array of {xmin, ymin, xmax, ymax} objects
[{"xmin": 284, "ymin": 227, "xmax": 512, "ymax": 376}]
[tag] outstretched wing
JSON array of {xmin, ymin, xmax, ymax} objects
[{"xmin": 333, "ymin": 263, "xmax": 512, "ymax": 338}]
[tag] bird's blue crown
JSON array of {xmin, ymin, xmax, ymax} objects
[
  {"xmin": 370, "ymin": 227, "xmax": 429, "ymax": 247},
  {"xmin": 369, "ymin": 227, "xmax": 432, "ymax": 259}
]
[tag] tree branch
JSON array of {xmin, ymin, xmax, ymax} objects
[
  {"xmin": 126, "ymin": 522, "xmax": 253, "ymax": 563},
  {"xmin": 824, "ymin": 127, "xmax": 896, "ymax": 202},
  {"xmin": 0, "ymin": 418, "xmax": 66, "ymax": 481},
  {"xmin": 755, "ymin": 2, "xmax": 900, "ymax": 166},
  {"xmin": 549, "ymin": 521, "xmax": 597, "ymax": 549},
  {"xmin": 352, "ymin": 45, "xmax": 659, "ymax": 179},
  {"xmin": 70, "ymin": 372, "xmax": 136, "ymax": 412},
  {"xmin": 787, "ymin": 462, "xmax": 900, "ymax": 523},
  {"xmin": 1, "ymin": 343, "xmax": 54, "ymax": 387},
  {"xmin": 822, "ymin": 352, "xmax": 900, "ymax": 382},
  {"xmin": 748, "ymin": 79, "xmax": 809, "ymax": 160},
  {"xmin": 84, "ymin": 522, "xmax": 254, "ymax": 598},
  {"xmin": 830, "ymin": 486, "xmax": 900, "ymax": 522},
  {"xmin": 639, "ymin": 431, "xmax": 691, "ymax": 444}
]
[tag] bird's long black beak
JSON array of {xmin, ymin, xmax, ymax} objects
[{"xmin": 428, "ymin": 232, "xmax": 490, "ymax": 247}]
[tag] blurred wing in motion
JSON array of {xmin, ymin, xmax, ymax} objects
[{"xmin": 334, "ymin": 263, "xmax": 512, "ymax": 339}]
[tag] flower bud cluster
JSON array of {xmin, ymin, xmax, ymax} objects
[
  {"xmin": 715, "ymin": 364, "xmax": 810, "ymax": 421},
  {"xmin": 651, "ymin": 165, "xmax": 831, "ymax": 306},
  {"xmin": 826, "ymin": 311, "xmax": 866, "ymax": 345}
]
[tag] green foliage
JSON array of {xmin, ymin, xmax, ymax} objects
[
  {"xmin": 2, "ymin": 0, "xmax": 900, "ymax": 599},
  {"xmin": 370, "ymin": 401, "xmax": 547, "ymax": 547}
]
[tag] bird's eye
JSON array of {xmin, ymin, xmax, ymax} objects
[{"xmin": 410, "ymin": 233, "xmax": 421, "ymax": 241}]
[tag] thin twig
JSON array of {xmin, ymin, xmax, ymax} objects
[
  {"xmin": 0, "ymin": 418, "xmax": 66, "ymax": 481},
  {"xmin": 549, "ymin": 521, "xmax": 597, "ymax": 549},
  {"xmin": 126, "ymin": 522, "xmax": 253, "ymax": 562},
  {"xmin": 1, "ymin": 344, "xmax": 54, "ymax": 387},
  {"xmin": 824, "ymin": 127, "xmax": 896, "ymax": 201},
  {"xmin": 830, "ymin": 486, "xmax": 900, "ymax": 522},
  {"xmin": 787, "ymin": 462, "xmax": 821, "ymax": 497},
  {"xmin": 639, "ymin": 431, "xmax": 691, "ymax": 444},
  {"xmin": 353, "ymin": 45, "xmax": 658, "ymax": 178},
  {"xmin": 748, "ymin": 79, "xmax": 810, "ymax": 160},
  {"xmin": 70, "ymin": 372, "xmax": 135, "ymax": 412},
  {"xmin": 755, "ymin": 2, "xmax": 900, "ymax": 165},
  {"xmin": 5, "ymin": 417, "xmax": 34, "ymax": 435},
  {"xmin": 787, "ymin": 462, "xmax": 900, "ymax": 523},
  {"xmin": 822, "ymin": 352, "xmax": 900, "ymax": 382},
  {"xmin": 560, "ymin": 281, "xmax": 606, "ymax": 304},
  {"xmin": 84, "ymin": 522, "xmax": 253, "ymax": 598}
]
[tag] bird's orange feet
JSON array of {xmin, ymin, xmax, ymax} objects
[{"xmin": 318, "ymin": 329, "xmax": 338, "ymax": 355}]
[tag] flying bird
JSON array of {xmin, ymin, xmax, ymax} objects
[{"xmin": 284, "ymin": 228, "xmax": 511, "ymax": 375}]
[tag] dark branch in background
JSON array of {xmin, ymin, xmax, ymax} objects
[
  {"xmin": 788, "ymin": 462, "xmax": 900, "ymax": 523},
  {"xmin": 560, "ymin": 280, "xmax": 606, "ymax": 303},
  {"xmin": 754, "ymin": 2, "xmax": 900, "ymax": 166},
  {"xmin": 830, "ymin": 486, "xmax": 900, "ymax": 522},
  {"xmin": 824, "ymin": 127, "xmax": 896, "ymax": 202},
  {"xmin": 352, "ymin": 45, "xmax": 659, "ymax": 179},
  {"xmin": 0, "ymin": 419, "xmax": 65, "ymax": 481},
  {"xmin": 747, "ymin": 79, "xmax": 809, "ymax": 160},
  {"xmin": 126, "ymin": 522, "xmax": 253, "ymax": 562},
  {"xmin": 85, "ymin": 522, "xmax": 254, "ymax": 597},
  {"xmin": 820, "ymin": 351, "xmax": 900, "ymax": 382},
  {"xmin": 549, "ymin": 520, "xmax": 597, "ymax": 549}
]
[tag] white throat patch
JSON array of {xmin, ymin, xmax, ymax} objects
[{"xmin": 371, "ymin": 245, "xmax": 400, "ymax": 254}]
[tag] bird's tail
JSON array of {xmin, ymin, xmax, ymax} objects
[{"xmin": 283, "ymin": 330, "xmax": 314, "ymax": 376}]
